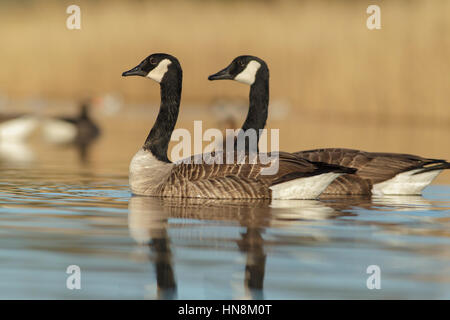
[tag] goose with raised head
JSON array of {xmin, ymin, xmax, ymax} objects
[
  {"xmin": 208, "ymin": 55, "xmax": 450, "ymax": 196},
  {"xmin": 42, "ymin": 100, "xmax": 100, "ymax": 145},
  {"xmin": 122, "ymin": 53, "xmax": 355, "ymax": 199}
]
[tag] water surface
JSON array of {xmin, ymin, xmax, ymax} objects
[{"xmin": 0, "ymin": 113, "xmax": 449, "ymax": 299}]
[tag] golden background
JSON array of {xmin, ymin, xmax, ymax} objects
[{"xmin": 0, "ymin": 0, "xmax": 449, "ymax": 182}]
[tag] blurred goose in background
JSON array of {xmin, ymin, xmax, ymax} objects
[
  {"xmin": 0, "ymin": 95, "xmax": 38, "ymax": 164},
  {"xmin": 0, "ymin": 113, "xmax": 39, "ymax": 141},
  {"xmin": 208, "ymin": 55, "xmax": 450, "ymax": 196},
  {"xmin": 208, "ymin": 98, "xmax": 243, "ymax": 152},
  {"xmin": 209, "ymin": 98, "xmax": 244, "ymax": 134},
  {"xmin": 0, "ymin": 93, "xmax": 37, "ymax": 141},
  {"xmin": 122, "ymin": 53, "xmax": 354, "ymax": 199},
  {"xmin": 42, "ymin": 99, "xmax": 100, "ymax": 145},
  {"xmin": 95, "ymin": 93, "xmax": 123, "ymax": 116}
]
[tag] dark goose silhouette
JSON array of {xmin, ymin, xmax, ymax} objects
[{"xmin": 42, "ymin": 100, "xmax": 100, "ymax": 145}]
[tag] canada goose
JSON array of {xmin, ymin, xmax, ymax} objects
[
  {"xmin": 208, "ymin": 55, "xmax": 450, "ymax": 196},
  {"xmin": 0, "ymin": 113, "xmax": 38, "ymax": 141},
  {"xmin": 122, "ymin": 53, "xmax": 355, "ymax": 199},
  {"xmin": 42, "ymin": 100, "xmax": 100, "ymax": 145}
]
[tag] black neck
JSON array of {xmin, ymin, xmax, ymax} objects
[
  {"xmin": 143, "ymin": 74, "xmax": 182, "ymax": 163},
  {"xmin": 242, "ymin": 69, "xmax": 269, "ymax": 143},
  {"xmin": 80, "ymin": 104, "xmax": 89, "ymax": 119}
]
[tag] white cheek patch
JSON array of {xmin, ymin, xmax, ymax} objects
[
  {"xmin": 147, "ymin": 59, "xmax": 172, "ymax": 83},
  {"xmin": 234, "ymin": 60, "xmax": 261, "ymax": 85}
]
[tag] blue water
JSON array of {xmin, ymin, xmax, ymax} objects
[{"xmin": 0, "ymin": 159, "xmax": 449, "ymax": 299}]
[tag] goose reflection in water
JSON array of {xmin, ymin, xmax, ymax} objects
[
  {"xmin": 132, "ymin": 195, "xmax": 444, "ymax": 294},
  {"xmin": 0, "ymin": 140, "xmax": 35, "ymax": 165},
  {"xmin": 127, "ymin": 196, "xmax": 351, "ymax": 299},
  {"xmin": 371, "ymin": 195, "xmax": 433, "ymax": 210}
]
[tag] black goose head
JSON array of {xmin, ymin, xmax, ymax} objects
[
  {"xmin": 208, "ymin": 55, "xmax": 268, "ymax": 85},
  {"xmin": 122, "ymin": 53, "xmax": 182, "ymax": 84}
]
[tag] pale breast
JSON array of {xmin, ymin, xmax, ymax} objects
[{"xmin": 129, "ymin": 149, "xmax": 174, "ymax": 196}]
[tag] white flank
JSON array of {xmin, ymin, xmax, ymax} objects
[
  {"xmin": 129, "ymin": 149, "xmax": 174, "ymax": 196},
  {"xmin": 235, "ymin": 60, "xmax": 261, "ymax": 85},
  {"xmin": 372, "ymin": 169, "xmax": 442, "ymax": 195},
  {"xmin": 147, "ymin": 59, "xmax": 172, "ymax": 83},
  {"xmin": 0, "ymin": 116, "xmax": 38, "ymax": 141},
  {"xmin": 270, "ymin": 172, "xmax": 342, "ymax": 200},
  {"xmin": 41, "ymin": 119, "xmax": 77, "ymax": 144}
]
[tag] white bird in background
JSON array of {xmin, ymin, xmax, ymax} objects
[
  {"xmin": 0, "ymin": 92, "xmax": 39, "ymax": 142},
  {"xmin": 0, "ymin": 114, "xmax": 39, "ymax": 142}
]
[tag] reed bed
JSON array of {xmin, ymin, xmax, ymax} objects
[
  {"xmin": 0, "ymin": 0, "xmax": 449, "ymax": 182},
  {"xmin": 0, "ymin": 0, "xmax": 449, "ymax": 121}
]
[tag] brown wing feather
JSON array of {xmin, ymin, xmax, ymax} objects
[
  {"xmin": 294, "ymin": 148, "xmax": 448, "ymax": 195},
  {"xmin": 161, "ymin": 151, "xmax": 350, "ymax": 199},
  {"xmin": 322, "ymin": 174, "xmax": 373, "ymax": 195}
]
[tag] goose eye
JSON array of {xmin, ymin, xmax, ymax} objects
[
  {"xmin": 238, "ymin": 61, "xmax": 245, "ymax": 67},
  {"xmin": 149, "ymin": 57, "xmax": 157, "ymax": 65}
]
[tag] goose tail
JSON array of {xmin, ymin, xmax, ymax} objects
[
  {"xmin": 413, "ymin": 160, "xmax": 450, "ymax": 175},
  {"xmin": 269, "ymin": 162, "xmax": 356, "ymax": 200},
  {"xmin": 372, "ymin": 159, "xmax": 449, "ymax": 196}
]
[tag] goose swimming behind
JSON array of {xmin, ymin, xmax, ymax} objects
[
  {"xmin": 208, "ymin": 55, "xmax": 450, "ymax": 196},
  {"xmin": 42, "ymin": 100, "xmax": 100, "ymax": 144},
  {"xmin": 122, "ymin": 53, "xmax": 355, "ymax": 199},
  {"xmin": 295, "ymin": 148, "xmax": 450, "ymax": 195}
]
